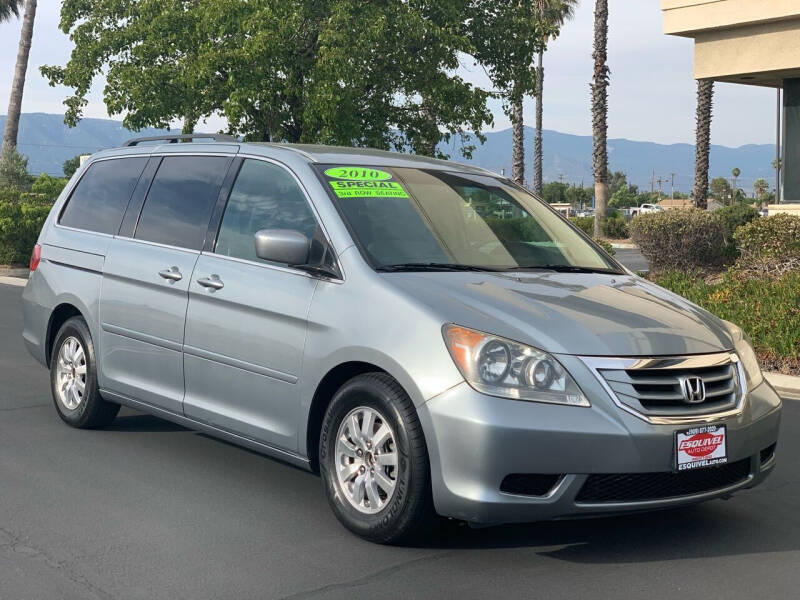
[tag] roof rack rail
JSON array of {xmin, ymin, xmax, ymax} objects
[{"xmin": 122, "ymin": 133, "xmax": 239, "ymax": 147}]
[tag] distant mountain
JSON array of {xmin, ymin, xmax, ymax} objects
[
  {"xmin": 442, "ymin": 128, "xmax": 776, "ymax": 194},
  {"xmin": 3, "ymin": 113, "xmax": 776, "ymax": 194}
]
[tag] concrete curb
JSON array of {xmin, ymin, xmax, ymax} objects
[
  {"xmin": 766, "ymin": 372, "xmax": 800, "ymax": 400},
  {"xmin": 0, "ymin": 276, "xmax": 27, "ymax": 287},
  {"xmin": 610, "ymin": 242, "xmax": 638, "ymax": 249},
  {"xmin": 0, "ymin": 267, "xmax": 29, "ymax": 278}
]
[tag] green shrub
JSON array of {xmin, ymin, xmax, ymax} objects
[
  {"xmin": 629, "ymin": 209, "xmax": 726, "ymax": 272},
  {"xmin": 30, "ymin": 173, "xmax": 68, "ymax": 201},
  {"xmin": 601, "ymin": 216, "xmax": 629, "ymax": 239},
  {"xmin": 716, "ymin": 204, "xmax": 759, "ymax": 255},
  {"xmin": 569, "ymin": 216, "xmax": 594, "ymax": 236},
  {"xmin": 734, "ymin": 213, "xmax": 800, "ymax": 277},
  {"xmin": 593, "ymin": 238, "xmax": 616, "ymax": 256},
  {"xmin": 0, "ymin": 199, "xmax": 52, "ymax": 265},
  {"xmin": 654, "ymin": 270, "xmax": 800, "ymax": 371}
]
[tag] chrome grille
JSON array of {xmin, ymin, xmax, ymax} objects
[{"xmin": 585, "ymin": 353, "xmax": 743, "ymax": 421}]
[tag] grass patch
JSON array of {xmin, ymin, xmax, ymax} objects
[{"xmin": 654, "ymin": 270, "xmax": 800, "ymax": 375}]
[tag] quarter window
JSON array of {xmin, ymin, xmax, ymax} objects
[
  {"xmin": 59, "ymin": 157, "xmax": 148, "ymax": 235},
  {"xmin": 135, "ymin": 156, "xmax": 230, "ymax": 250},
  {"xmin": 215, "ymin": 159, "xmax": 318, "ymax": 263}
]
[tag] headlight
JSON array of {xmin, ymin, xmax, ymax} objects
[
  {"xmin": 442, "ymin": 324, "xmax": 590, "ymax": 406},
  {"xmin": 724, "ymin": 321, "xmax": 764, "ymax": 390}
]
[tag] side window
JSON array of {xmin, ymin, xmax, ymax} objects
[
  {"xmin": 215, "ymin": 159, "xmax": 318, "ymax": 263},
  {"xmin": 134, "ymin": 156, "xmax": 230, "ymax": 250},
  {"xmin": 59, "ymin": 157, "xmax": 148, "ymax": 235}
]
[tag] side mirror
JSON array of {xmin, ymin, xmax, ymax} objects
[{"xmin": 254, "ymin": 229, "xmax": 310, "ymax": 265}]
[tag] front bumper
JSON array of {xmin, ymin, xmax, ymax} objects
[{"xmin": 417, "ymin": 358, "xmax": 781, "ymax": 524}]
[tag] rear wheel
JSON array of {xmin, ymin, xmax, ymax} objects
[
  {"xmin": 50, "ymin": 317, "xmax": 119, "ymax": 428},
  {"xmin": 320, "ymin": 373, "xmax": 434, "ymax": 544}
]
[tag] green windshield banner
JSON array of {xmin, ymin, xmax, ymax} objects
[
  {"xmin": 324, "ymin": 167, "xmax": 392, "ymax": 181},
  {"xmin": 329, "ymin": 180, "xmax": 409, "ymax": 198},
  {"xmin": 324, "ymin": 166, "xmax": 409, "ymax": 198}
]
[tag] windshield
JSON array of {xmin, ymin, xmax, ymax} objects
[{"xmin": 318, "ymin": 165, "xmax": 620, "ymax": 273}]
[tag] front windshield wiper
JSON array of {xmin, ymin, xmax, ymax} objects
[
  {"xmin": 376, "ymin": 262, "xmax": 505, "ymax": 273},
  {"xmin": 507, "ymin": 265, "xmax": 624, "ymax": 275}
]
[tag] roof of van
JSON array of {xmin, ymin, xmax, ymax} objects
[
  {"xmin": 99, "ymin": 139, "xmax": 498, "ymax": 177},
  {"xmin": 252, "ymin": 143, "xmax": 495, "ymax": 175}
]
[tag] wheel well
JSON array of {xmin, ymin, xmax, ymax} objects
[
  {"xmin": 45, "ymin": 304, "xmax": 83, "ymax": 367},
  {"xmin": 306, "ymin": 362, "xmax": 388, "ymax": 473}
]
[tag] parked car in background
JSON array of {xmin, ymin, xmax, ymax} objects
[
  {"xmin": 639, "ymin": 203, "xmax": 665, "ymax": 214},
  {"xmin": 22, "ymin": 135, "xmax": 781, "ymax": 544}
]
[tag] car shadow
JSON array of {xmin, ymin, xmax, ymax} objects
[
  {"xmin": 410, "ymin": 484, "xmax": 799, "ymax": 563},
  {"xmin": 107, "ymin": 413, "xmax": 188, "ymax": 433}
]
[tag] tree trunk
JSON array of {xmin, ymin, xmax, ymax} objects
[
  {"xmin": 533, "ymin": 50, "xmax": 544, "ymax": 195},
  {"xmin": 3, "ymin": 0, "xmax": 37, "ymax": 152},
  {"xmin": 693, "ymin": 79, "xmax": 714, "ymax": 210},
  {"xmin": 181, "ymin": 115, "xmax": 196, "ymax": 135},
  {"xmin": 511, "ymin": 94, "xmax": 525, "ymax": 185},
  {"xmin": 591, "ymin": 0, "xmax": 609, "ymax": 238}
]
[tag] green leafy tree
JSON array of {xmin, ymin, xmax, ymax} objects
[
  {"xmin": 0, "ymin": 145, "xmax": 32, "ymax": 190},
  {"xmin": 541, "ymin": 181, "xmax": 568, "ymax": 204},
  {"xmin": 62, "ymin": 155, "xmax": 83, "ymax": 178},
  {"xmin": 565, "ymin": 184, "xmax": 592, "ymax": 209},
  {"xmin": 606, "ymin": 170, "xmax": 627, "ymax": 196},
  {"xmin": 710, "ymin": 176, "xmax": 732, "ymax": 202},
  {"xmin": 608, "ymin": 183, "xmax": 640, "ymax": 209},
  {"xmin": 43, "ymin": 0, "xmax": 492, "ymax": 159}
]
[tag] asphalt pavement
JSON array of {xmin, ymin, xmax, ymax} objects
[
  {"xmin": 1, "ymin": 282, "xmax": 798, "ymax": 600},
  {"xmin": 614, "ymin": 247, "xmax": 649, "ymax": 273}
]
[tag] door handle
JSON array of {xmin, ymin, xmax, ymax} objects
[
  {"xmin": 197, "ymin": 274, "xmax": 224, "ymax": 290},
  {"xmin": 158, "ymin": 266, "xmax": 183, "ymax": 282}
]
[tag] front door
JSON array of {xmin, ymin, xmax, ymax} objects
[
  {"xmin": 99, "ymin": 155, "xmax": 232, "ymax": 413},
  {"xmin": 182, "ymin": 158, "xmax": 323, "ymax": 450}
]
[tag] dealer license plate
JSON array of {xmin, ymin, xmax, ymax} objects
[{"xmin": 676, "ymin": 425, "xmax": 727, "ymax": 471}]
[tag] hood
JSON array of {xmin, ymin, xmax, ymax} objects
[{"xmin": 381, "ymin": 271, "xmax": 734, "ymax": 357}]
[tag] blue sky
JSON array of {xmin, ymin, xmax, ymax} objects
[{"xmin": 0, "ymin": 0, "xmax": 778, "ymax": 148}]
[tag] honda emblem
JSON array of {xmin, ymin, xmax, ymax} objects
[{"xmin": 679, "ymin": 376, "xmax": 706, "ymax": 404}]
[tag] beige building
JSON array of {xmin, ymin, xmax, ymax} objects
[{"xmin": 661, "ymin": 0, "xmax": 800, "ymax": 215}]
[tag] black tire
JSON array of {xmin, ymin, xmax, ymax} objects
[
  {"xmin": 49, "ymin": 316, "xmax": 120, "ymax": 429},
  {"xmin": 320, "ymin": 372, "xmax": 435, "ymax": 544}
]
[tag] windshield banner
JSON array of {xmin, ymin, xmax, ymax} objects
[{"xmin": 324, "ymin": 166, "xmax": 409, "ymax": 198}]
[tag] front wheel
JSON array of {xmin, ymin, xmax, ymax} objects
[
  {"xmin": 319, "ymin": 373, "xmax": 434, "ymax": 544},
  {"xmin": 50, "ymin": 316, "xmax": 119, "ymax": 428}
]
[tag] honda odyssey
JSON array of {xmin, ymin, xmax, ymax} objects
[{"xmin": 22, "ymin": 134, "xmax": 781, "ymax": 543}]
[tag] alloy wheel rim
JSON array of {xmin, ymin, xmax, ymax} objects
[
  {"xmin": 55, "ymin": 336, "xmax": 86, "ymax": 411},
  {"xmin": 335, "ymin": 406, "xmax": 398, "ymax": 514}
]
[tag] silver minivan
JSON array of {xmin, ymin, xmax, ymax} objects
[{"xmin": 22, "ymin": 135, "xmax": 781, "ymax": 543}]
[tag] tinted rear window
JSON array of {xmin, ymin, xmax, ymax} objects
[
  {"xmin": 59, "ymin": 158, "xmax": 148, "ymax": 235},
  {"xmin": 134, "ymin": 156, "xmax": 230, "ymax": 250}
]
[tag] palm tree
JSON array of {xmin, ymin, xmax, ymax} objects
[
  {"xmin": 511, "ymin": 92, "xmax": 525, "ymax": 185},
  {"xmin": 533, "ymin": 0, "xmax": 577, "ymax": 196},
  {"xmin": 731, "ymin": 167, "xmax": 740, "ymax": 202},
  {"xmin": 3, "ymin": 0, "xmax": 37, "ymax": 152},
  {"xmin": 753, "ymin": 177, "xmax": 769, "ymax": 207},
  {"xmin": 592, "ymin": 0, "xmax": 609, "ymax": 237},
  {"xmin": 693, "ymin": 79, "xmax": 713, "ymax": 209},
  {"xmin": 0, "ymin": 0, "xmax": 23, "ymax": 21}
]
